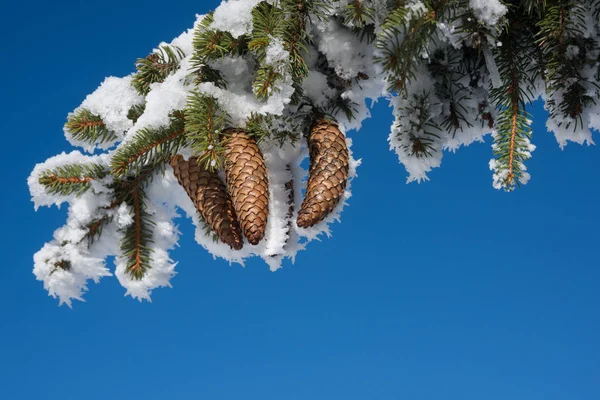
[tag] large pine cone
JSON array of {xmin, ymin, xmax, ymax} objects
[
  {"xmin": 223, "ymin": 129, "xmax": 269, "ymax": 245},
  {"xmin": 170, "ymin": 155, "xmax": 243, "ymax": 250},
  {"xmin": 297, "ymin": 120, "xmax": 349, "ymax": 228}
]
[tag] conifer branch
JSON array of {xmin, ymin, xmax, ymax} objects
[
  {"xmin": 536, "ymin": 1, "xmax": 597, "ymax": 130},
  {"xmin": 341, "ymin": 0, "xmax": 377, "ymax": 43},
  {"xmin": 111, "ymin": 111, "xmax": 187, "ymax": 177},
  {"xmin": 253, "ymin": 66, "xmax": 284, "ymax": 100},
  {"xmin": 39, "ymin": 163, "xmax": 108, "ymax": 196},
  {"xmin": 117, "ymin": 170, "xmax": 154, "ymax": 280},
  {"xmin": 131, "ymin": 45, "xmax": 185, "ymax": 96},
  {"xmin": 185, "ymin": 92, "xmax": 231, "ymax": 171},
  {"xmin": 280, "ymin": 0, "xmax": 323, "ymax": 102},
  {"xmin": 82, "ymin": 215, "xmax": 113, "ymax": 245},
  {"xmin": 429, "ymin": 48, "xmax": 476, "ymax": 137},
  {"xmin": 375, "ymin": 2, "xmax": 446, "ymax": 93},
  {"xmin": 65, "ymin": 109, "xmax": 118, "ymax": 146},
  {"xmin": 491, "ymin": 11, "xmax": 536, "ymax": 191},
  {"xmin": 191, "ymin": 13, "xmax": 249, "ymax": 88},
  {"xmin": 192, "ymin": 13, "xmax": 248, "ymax": 64},
  {"xmin": 249, "ymin": 2, "xmax": 285, "ymax": 61},
  {"xmin": 397, "ymin": 92, "xmax": 442, "ymax": 158}
]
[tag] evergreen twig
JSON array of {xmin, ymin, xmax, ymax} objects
[{"xmin": 65, "ymin": 109, "xmax": 118, "ymax": 146}]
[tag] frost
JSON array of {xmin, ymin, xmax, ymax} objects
[{"xmin": 29, "ymin": 0, "xmax": 599, "ymax": 304}]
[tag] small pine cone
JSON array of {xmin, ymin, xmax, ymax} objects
[
  {"xmin": 224, "ymin": 129, "xmax": 269, "ymax": 245},
  {"xmin": 297, "ymin": 120, "xmax": 349, "ymax": 228},
  {"xmin": 170, "ymin": 155, "xmax": 243, "ymax": 250}
]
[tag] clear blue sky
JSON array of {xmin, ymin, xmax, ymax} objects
[{"xmin": 1, "ymin": 1, "xmax": 599, "ymax": 399}]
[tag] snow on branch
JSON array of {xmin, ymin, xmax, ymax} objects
[{"xmin": 29, "ymin": 0, "xmax": 600, "ymax": 305}]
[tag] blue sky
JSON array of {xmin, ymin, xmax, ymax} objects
[{"xmin": 1, "ymin": 1, "xmax": 599, "ymax": 399}]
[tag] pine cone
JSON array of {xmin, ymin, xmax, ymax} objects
[
  {"xmin": 170, "ymin": 155, "xmax": 243, "ymax": 250},
  {"xmin": 223, "ymin": 129, "xmax": 269, "ymax": 245},
  {"xmin": 297, "ymin": 120, "xmax": 349, "ymax": 228}
]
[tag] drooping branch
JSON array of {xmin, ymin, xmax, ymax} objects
[
  {"xmin": 490, "ymin": 10, "xmax": 536, "ymax": 191},
  {"xmin": 115, "ymin": 168, "xmax": 155, "ymax": 280}
]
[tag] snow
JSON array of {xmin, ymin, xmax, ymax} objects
[
  {"xmin": 29, "ymin": 0, "xmax": 599, "ymax": 305},
  {"xmin": 211, "ymin": 0, "xmax": 264, "ymax": 38},
  {"xmin": 265, "ymin": 37, "xmax": 289, "ymax": 67},
  {"xmin": 115, "ymin": 193, "xmax": 179, "ymax": 301},
  {"xmin": 28, "ymin": 151, "xmax": 110, "ymax": 210},
  {"xmin": 68, "ymin": 76, "xmax": 144, "ymax": 152},
  {"xmin": 469, "ymin": 0, "xmax": 508, "ymax": 26}
]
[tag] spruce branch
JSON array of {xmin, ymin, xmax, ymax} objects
[
  {"xmin": 191, "ymin": 13, "xmax": 249, "ymax": 88},
  {"xmin": 131, "ymin": 45, "xmax": 185, "ymax": 96},
  {"xmin": 342, "ymin": 0, "xmax": 375, "ymax": 26},
  {"xmin": 396, "ymin": 92, "xmax": 442, "ymax": 158},
  {"xmin": 279, "ymin": 0, "xmax": 323, "ymax": 102},
  {"xmin": 328, "ymin": 96, "xmax": 359, "ymax": 122},
  {"xmin": 428, "ymin": 48, "xmax": 476, "ymax": 137},
  {"xmin": 116, "ymin": 171, "xmax": 155, "ymax": 280},
  {"xmin": 249, "ymin": 1, "xmax": 285, "ymax": 61},
  {"xmin": 192, "ymin": 13, "xmax": 248, "ymax": 64},
  {"xmin": 375, "ymin": 2, "xmax": 443, "ymax": 93},
  {"xmin": 536, "ymin": 1, "xmax": 597, "ymax": 129},
  {"xmin": 38, "ymin": 163, "xmax": 108, "ymax": 196},
  {"xmin": 65, "ymin": 109, "xmax": 118, "ymax": 146},
  {"xmin": 111, "ymin": 111, "xmax": 187, "ymax": 178},
  {"xmin": 491, "ymin": 11, "xmax": 537, "ymax": 191},
  {"xmin": 253, "ymin": 66, "xmax": 284, "ymax": 100},
  {"xmin": 248, "ymin": 1, "xmax": 289, "ymax": 99},
  {"xmin": 341, "ymin": 0, "xmax": 377, "ymax": 42},
  {"xmin": 82, "ymin": 214, "xmax": 113, "ymax": 245},
  {"xmin": 185, "ymin": 92, "xmax": 231, "ymax": 171}
]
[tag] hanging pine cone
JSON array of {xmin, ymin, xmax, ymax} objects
[
  {"xmin": 223, "ymin": 129, "xmax": 269, "ymax": 245},
  {"xmin": 170, "ymin": 155, "xmax": 243, "ymax": 250},
  {"xmin": 297, "ymin": 119, "xmax": 349, "ymax": 228}
]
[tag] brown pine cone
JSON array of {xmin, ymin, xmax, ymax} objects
[
  {"xmin": 223, "ymin": 129, "xmax": 269, "ymax": 245},
  {"xmin": 170, "ymin": 155, "xmax": 243, "ymax": 250},
  {"xmin": 297, "ymin": 120, "xmax": 349, "ymax": 228}
]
